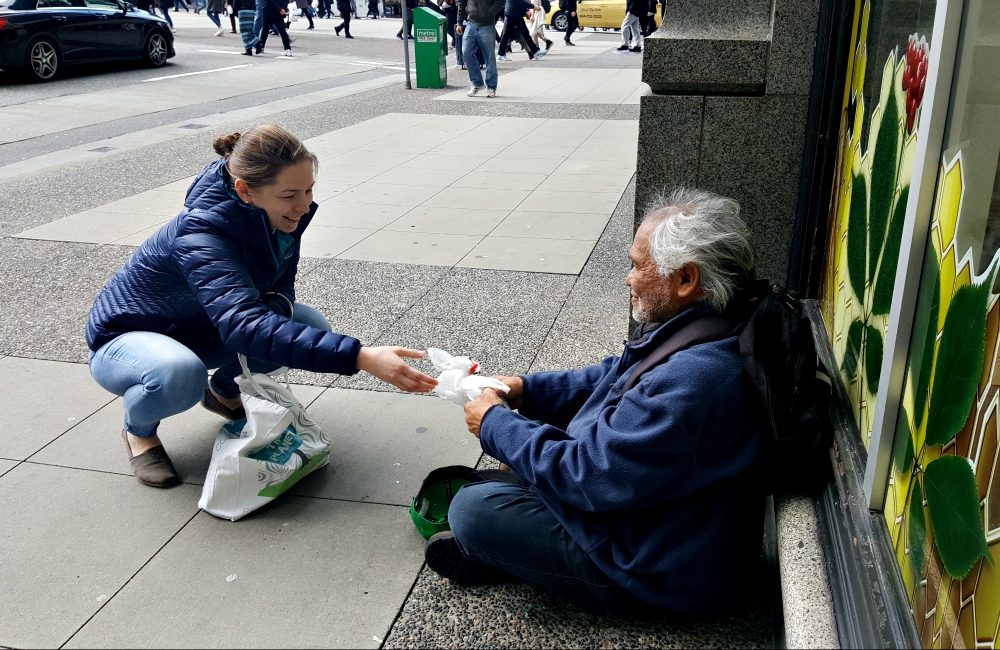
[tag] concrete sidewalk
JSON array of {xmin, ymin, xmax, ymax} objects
[{"xmin": 0, "ymin": 33, "xmax": 773, "ymax": 646}]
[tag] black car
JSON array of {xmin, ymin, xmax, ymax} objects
[{"xmin": 0, "ymin": 0, "xmax": 174, "ymax": 81}]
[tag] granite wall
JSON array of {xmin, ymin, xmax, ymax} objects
[{"xmin": 635, "ymin": 0, "xmax": 822, "ymax": 284}]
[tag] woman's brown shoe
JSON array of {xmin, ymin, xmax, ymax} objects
[
  {"xmin": 201, "ymin": 388, "xmax": 246, "ymax": 421},
  {"xmin": 123, "ymin": 430, "xmax": 177, "ymax": 488}
]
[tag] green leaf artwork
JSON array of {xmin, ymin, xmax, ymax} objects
[
  {"xmin": 908, "ymin": 474, "xmax": 927, "ymax": 583},
  {"xmin": 847, "ymin": 174, "xmax": 869, "ymax": 306},
  {"xmin": 842, "ymin": 318, "xmax": 865, "ymax": 379},
  {"xmin": 872, "ymin": 185, "xmax": 910, "ymax": 316},
  {"xmin": 869, "ymin": 85, "xmax": 899, "ymax": 270},
  {"xmin": 892, "ymin": 408, "xmax": 915, "ymax": 473},
  {"xmin": 865, "ymin": 324, "xmax": 884, "ymax": 393},
  {"xmin": 924, "ymin": 455, "xmax": 993, "ymax": 578},
  {"xmin": 913, "ymin": 247, "xmax": 941, "ymax": 430},
  {"xmin": 925, "ymin": 273, "xmax": 994, "ymax": 446}
]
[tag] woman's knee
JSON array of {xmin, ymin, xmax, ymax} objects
[{"xmin": 292, "ymin": 303, "xmax": 332, "ymax": 332}]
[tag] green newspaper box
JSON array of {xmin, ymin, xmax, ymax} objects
[{"xmin": 412, "ymin": 6, "xmax": 447, "ymax": 89}]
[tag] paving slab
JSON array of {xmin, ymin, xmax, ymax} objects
[
  {"xmin": 32, "ymin": 384, "xmax": 326, "ymax": 484},
  {"xmin": 0, "ymin": 463, "xmax": 200, "ymax": 649},
  {"xmin": 383, "ymin": 206, "xmax": 511, "ymax": 236},
  {"xmin": 0, "ymin": 459, "xmax": 17, "ymax": 476},
  {"xmin": 494, "ymin": 211, "xmax": 612, "ymax": 240},
  {"xmin": 300, "ymin": 226, "xmax": 376, "ymax": 259},
  {"xmin": 338, "ymin": 230, "xmax": 483, "ymax": 266},
  {"xmin": 0, "ymin": 357, "xmax": 115, "ymax": 460},
  {"xmin": 288, "ymin": 388, "xmax": 480, "ymax": 504},
  {"xmin": 459, "ymin": 236, "xmax": 599, "ymax": 274},
  {"xmin": 311, "ymin": 201, "xmax": 413, "ymax": 229},
  {"xmin": 65, "ymin": 500, "xmax": 425, "ymax": 649}
]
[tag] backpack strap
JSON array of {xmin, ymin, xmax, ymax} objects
[{"xmin": 621, "ymin": 315, "xmax": 736, "ymax": 393}]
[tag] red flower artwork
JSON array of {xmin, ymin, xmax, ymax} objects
[{"xmin": 902, "ymin": 34, "xmax": 929, "ymax": 134}]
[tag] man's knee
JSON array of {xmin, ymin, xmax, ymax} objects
[
  {"xmin": 448, "ymin": 481, "xmax": 524, "ymax": 550},
  {"xmin": 291, "ymin": 303, "xmax": 332, "ymax": 332}
]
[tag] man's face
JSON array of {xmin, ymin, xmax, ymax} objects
[{"xmin": 626, "ymin": 222, "xmax": 676, "ymax": 323}]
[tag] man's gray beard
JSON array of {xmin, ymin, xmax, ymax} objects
[{"xmin": 632, "ymin": 289, "xmax": 675, "ymax": 324}]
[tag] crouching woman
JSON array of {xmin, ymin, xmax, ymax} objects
[{"xmin": 86, "ymin": 125, "xmax": 436, "ymax": 488}]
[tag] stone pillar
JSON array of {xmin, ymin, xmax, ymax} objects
[{"xmin": 635, "ymin": 0, "xmax": 821, "ymax": 283}]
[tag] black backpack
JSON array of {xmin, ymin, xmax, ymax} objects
[
  {"xmin": 539, "ymin": 0, "xmax": 550, "ymax": 13},
  {"xmin": 623, "ymin": 282, "xmax": 833, "ymax": 495}
]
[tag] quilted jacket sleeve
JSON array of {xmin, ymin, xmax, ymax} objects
[{"xmin": 172, "ymin": 214, "xmax": 361, "ymax": 375}]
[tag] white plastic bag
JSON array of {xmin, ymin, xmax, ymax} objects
[
  {"xmin": 427, "ymin": 348, "xmax": 510, "ymax": 405},
  {"xmin": 198, "ymin": 356, "xmax": 331, "ymax": 521}
]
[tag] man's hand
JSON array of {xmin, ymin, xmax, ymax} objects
[
  {"xmin": 570, "ymin": 10, "xmax": 575, "ymax": 15},
  {"xmin": 464, "ymin": 388, "xmax": 505, "ymax": 438},
  {"xmin": 491, "ymin": 375, "xmax": 523, "ymax": 410},
  {"xmin": 456, "ymin": 23, "xmax": 463, "ymax": 34},
  {"xmin": 356, "ymin": 347, "xmax": 438, "ymax": 393}
]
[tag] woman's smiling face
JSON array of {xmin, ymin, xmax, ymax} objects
[{"xmin": 234, "ymin": 160, "xmax": 315, "ymax": 233}]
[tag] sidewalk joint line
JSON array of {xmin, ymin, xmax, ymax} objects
[{"xmin": 57, "ymin": 509, "xmax": 202, "ymax": 650}]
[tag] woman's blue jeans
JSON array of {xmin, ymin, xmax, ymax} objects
[{"xmin": 88, "ymin": 303, "xmax": 331, "ymax": 438}]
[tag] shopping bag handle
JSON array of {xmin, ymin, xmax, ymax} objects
[{"xmin": 237, "ymin": 295, "xmax": 295, "ymax": 393}]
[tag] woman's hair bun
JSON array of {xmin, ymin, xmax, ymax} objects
[{"xmin": 213, "ymin": 132, "xmax": 242, "ymax": 157}]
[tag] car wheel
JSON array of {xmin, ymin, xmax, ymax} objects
[
  {"xmin": 551, "ymin": 10, "xmax": 567, "ymax": 31},
  {"xmin": 143, "ymin": 31, "xmax": 169, "ymax": 67},
  {"xmin": 24, "ymin": 38, "xmax": 60, "ymax": 82}
]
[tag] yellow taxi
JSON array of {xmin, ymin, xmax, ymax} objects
[{"xmin": 545, "ymin": 0, "xmax": 660, "ymax": 32}]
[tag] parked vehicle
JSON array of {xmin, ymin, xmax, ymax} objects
[
  {"xmin": 545, "ymin": 0, "xmax": 659, "ymax": 32},
  {"xmin": 0, "ymin": 0, "xmax": 174, "ymax": 82}
]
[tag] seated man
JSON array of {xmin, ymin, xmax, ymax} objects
[{"xmin": 424, "ymin": 188, "xmax": 765, "ymax": 614}]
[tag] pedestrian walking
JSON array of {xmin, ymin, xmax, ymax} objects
[
  {"xmin": 294, "ymin": 0, "xmax": 315, "ymax": 27},
  {"xmin": 560, "ymin": 0, "xmax": 577, "ymax": 45},
  {"xmin": 396, "ymin": 0, "xmax": 416, "ymax": 38},
  {"xmin": 253, "ymin": 0, "xmax": 266, "ymax": 38},
  {"xmin": 528, "ymin": 0, "xmax": 552, "ymax": 51},
  {"xmin": 317, "ymin": 0, "xmax": 332, "ymax": 17},
  {"xmin": 334, "ymin": 0, "xmax": 352, "ymax": 36},
  {"xmin": 258, "ymin": 0, "xmax": 293, "ymax": 55},
  {"xmin": 158, "ymin": 0, "xmax": 177, "ymax": 30},
  {"xmin": 367, "ymin": 0, "xmax": 379, "ymax": 17},
  {"xmin": 235, "ymin": 0, "xmax": 260, "ymax": 53},
  {"xmin": 616, "ymin": 0, "xmax": 643, "ymax": 51},
  {"xmin": 173, "ymin": 0, "xmax": 190, "ymax": 11},
  {"xmin": 457, "ymin": 0, "xmax": 503, "ymax": 96},
  {"xmin": 227, "ymin": 0, "xmax": 238, "ymax": 32},
  {"xmin": 193, "ymin": 0, "xmax": 205, "ymax": 12},
  {"xmin": 439, "ymin": 0, "xmax": 457, "ymax": 44},
  {"xmin": 497, "ymin": 0, "xmax": 541, "ymax": 61},
  {"xmin": 206, "ymin": 0, "xmax": 227, "ymax": 35}
]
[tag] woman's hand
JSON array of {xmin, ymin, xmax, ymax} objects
[{"xmin": 356, "ymin": 347, "xmax": 438, "ymax": 393}]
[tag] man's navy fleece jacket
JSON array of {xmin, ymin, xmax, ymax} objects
[{"xmin": 479, "ymin": 306, "xmax": 765, "ymax": 613}]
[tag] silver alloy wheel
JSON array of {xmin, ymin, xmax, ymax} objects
[
  {"xmin": 148, "ymin": 33, "xmax": 168, "ymax": 66},
  {"xmin": 552, "ymin": 11, "xmax": 568, "ymax": 31},
  {"xmin": 29, "ymin": 41, "xmax": 58, "ymax": 80}
]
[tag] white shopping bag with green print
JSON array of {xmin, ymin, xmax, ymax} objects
[{"xmin": 198, "ymin": 356, "xmax": 331, "ymax": 521}]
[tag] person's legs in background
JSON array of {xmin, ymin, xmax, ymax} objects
[
  {"xmin": 238, "ymin": 8, "xmax": 260, "ymax": 52},
  {"xmin": 564, "ymin": 11, "xmax": 577, "ymax": 42},
  {"xmin": 207, "ymin": 10, "xmax": 222, "ymax": 27},
  {"xmin": 161, "ymin": 5, "xmax": 173, "ymax": 26},
  {"xmin": 472, "ymin": 20, "xmax": 497, "ymax": 90},
  {"xmin": 455, "ymin": 23, "xmax": 465, "ymax": 67},
  {"xmin": 463, "ymin": 22, "xmax": 485, "ymax": 88},
  {"xmin": 253, "ymin": 0, "xmax": 265, "ymax": 40}
]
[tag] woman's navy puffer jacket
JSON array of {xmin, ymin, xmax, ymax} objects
[{"xmin": 86, "ymin": 158, "xmax": 361, "ymax": 376}]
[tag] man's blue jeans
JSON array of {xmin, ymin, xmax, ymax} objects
[
  {"xmin": 448, "ymin": 471, "xmax": 653, "ymax": 613},
  {"xmin": 88, "ymin": 303, "xmax": 331, "ymax": 438},
  {"xmin": 253, "ymin": 0, "xmax": 265, "ymax": 39},
  {"xmin": 461, "ymin": 21, "xmax": 497, "ymax": 90}
]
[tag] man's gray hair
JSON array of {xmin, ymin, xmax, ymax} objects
[{"xmin": 642, "ymin": 188, "xmax": 758, "ymax": 312}]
